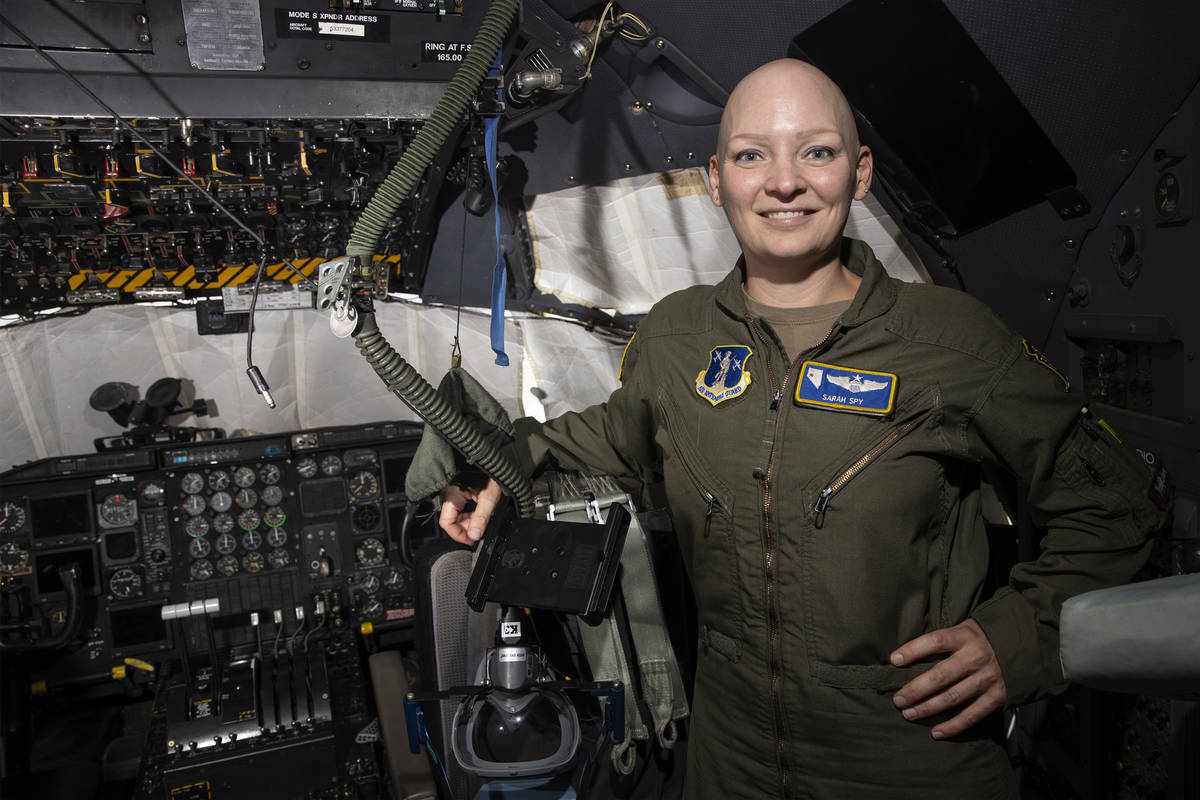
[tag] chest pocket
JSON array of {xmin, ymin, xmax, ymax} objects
[
  {"xmin": 654, "ymin": 387, "xmax": 743, "ymax": 658},
  {"xmin": 799, "ymin": 383, "xmax": 948, "ymax": 680}
]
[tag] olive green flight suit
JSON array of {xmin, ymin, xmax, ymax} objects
[{"xmin": 511, "ymin": 239, "xmax": 1165, "ymax": 799}]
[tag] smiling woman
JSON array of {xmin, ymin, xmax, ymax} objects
[{"xmin": 707, "ymin": 59, "xmax": 873, "ymax": 306}]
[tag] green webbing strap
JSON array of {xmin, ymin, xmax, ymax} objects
[{"xmin": 549, "ymin": 474, "xmax": 689, "ymax": 775}]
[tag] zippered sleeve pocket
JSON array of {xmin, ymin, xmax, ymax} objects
[{"xmin": 655, "ymin": 388, "xmax": 743, "ymax": 652}]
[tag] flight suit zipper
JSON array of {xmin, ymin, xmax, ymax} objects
[{"xmin": 812, "ymin": 412, "xmax": 930, "ymax": 529}]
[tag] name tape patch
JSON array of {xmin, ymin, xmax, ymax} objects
[{"xmin": 795, "ymin": 361, "xmax": 898, "ymax": 416}]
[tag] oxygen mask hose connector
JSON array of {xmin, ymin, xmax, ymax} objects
[{"xmin": 247, "ymin": 366, "xmax": 275, "ymax": 409}]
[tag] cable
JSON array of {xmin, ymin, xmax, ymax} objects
[
  {"xmin": 581, "ymin": 3, "xmax": 616, "ymax": 81},
  {"xmin": 0, "ymin": 12, "xmax": 305, "ymax": 408}
]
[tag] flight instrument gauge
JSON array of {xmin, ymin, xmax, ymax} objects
[
  {"xmin": 207, "ymin": 470, "xmax": 231, "ymax": 492},
  {"xmin": 237, "ymin": 509, "xmax": 261, "ymax": 531},
  {"xmin": 320, "ymin": 454, "xmax": 343, "ymax": 476},
  {"xmin": 261, "ymin": 485, "xmax": 284, "ymax": 507},
  {"xmin": 185, "ymin": 516, "xmax": 210, "ymax": 538},
  {"xmin": 295, "ymin": 458, "xmax": 318, "ymax": 479},
  {"xmin": 348, "ymin": 471, "xmax": 379, "ymax": 501},
  {"xmin": 235, "ymin": 488, "xmax": 258, "ymax": 509},
  {"xmin": 180, "ymin": 472, "xmax": 204, "ymax": 494},
  {"xmin": 215, "ymin": 533, "xmax": 237, "ymax": 555},
  {"xmin": 182, "ymin": 494, "xmax": 207, "ymax": 516},
  {"xmin": 210, "ymin": 491, "xmax": 233, "ymax": 513},
  {"xmin": 108, "ymin": 567, "xmax": 143, "ymax": 599},
  {"xmin": 242, "ymin": 552, "xmax": 265, "ymax": 573},
  {"xmin": 258, "ymin": 463, "xmax": 282, "ymax": 485},
  {"xmin": 0, "ymin": 501, "xmax": 27, "ymax": 535},
  {"xmin": 190, "ymin": 559, "xmax": 214, "ymax": 581},
  {"xmin": 0, "ymin": 542, "xmax": 29, "ymax": 573},
  {"xmin": 100, "ymin": 494, "xmax": 138, "ymax": 528},
  {"xmin": 355, "ymin": 537, "xmax": 385, "ymax": 567},
  {"xmin": 263, "ymin": 507, "xmax": 286, "ymax": 527},
  {"xmin": 217, "ymin": 555, "xmax": 239, "ymax": 577},
  {"xmin": 241, "ymin": 530, "xmax": 262, "ymax": 551},
  {"xmin": 213, "ymin": 514, "xmax": 235, "ymax": 534},
  {"xmin": 189, "ymin": 537, "xmax": 212, "ymax": 559},
  {"xmin": 352, "ymin": 503, "xmax": 381, "ymax": 531},
  {"xmin": 268, "ymin": 548, "xmax": 290, "ymax": 569},
  {"xmin": 139, "ymin": 483, "xmax": 165, "ymax": 507},
  {"xmin": 233, "ymin": 466, "xmax": 256, "ymax": 488},
  {"xmin": 266, "ymin": 527, "xmax": 288, "ymax": 548}
]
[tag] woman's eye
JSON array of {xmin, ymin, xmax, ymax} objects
[
  {"xmin": 806, "ymin": 146, "xmax": 834, "ymax": 161},
  {"xmin": 733, "ymin": 150, "xmax": 762, "ymax": 163}
]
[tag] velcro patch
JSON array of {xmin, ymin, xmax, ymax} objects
[
  {"xmin": 696, "ymin": 345, "xmax": 753, "ymax": 406},
  {"xmin": 795, "ymin": 361, "xmax": 898, "ymax": 416}
]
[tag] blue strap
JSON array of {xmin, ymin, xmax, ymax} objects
[{"xmin": 485, "ymin": 52, "xmax": 509, "ymax": 366}]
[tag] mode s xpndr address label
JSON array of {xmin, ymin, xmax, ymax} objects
[{"xmin": 276, "ymin": 9, "xmax": 390, "ymax": 42}]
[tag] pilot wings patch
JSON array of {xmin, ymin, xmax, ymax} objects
[
  {"xmin": 795, "ymin": 360, "xmax": 898, "ymax": 416},
  {"xmin": 696, "ymin": 345, "xmax": 753, "ymax": 406}
]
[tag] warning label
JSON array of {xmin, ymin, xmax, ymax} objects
[
  {"xmin": 276, "ymin": 9, "xmax": 390, "ymax": 42},
  {"xmin": 421, "ymin": 40, "xmax": 472, "ymax": 62}
]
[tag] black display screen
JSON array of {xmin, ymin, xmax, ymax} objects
[
  {"xmin": 790, "ymin": 0, "xmax": 1077, "ymax": 234},
  {"xmin": 34, "ymin": 548, "xmax": 98, "ymax": 594},
  {"xmin": 383, "ymin": 456, "xmax": 412, "ymax": 497},
  {"xmin": 103, "ymin": 530, "xmax": 138, "ymax": 561},
  {"xmin": 30, "ymin": 493, "xmax": 92, "ymax": 539},
  {"xmin": 110, "ymin": 604, "xmax": 168, "ymax": 650}
]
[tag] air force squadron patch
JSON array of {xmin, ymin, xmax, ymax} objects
[
  {"xmin": 696, "ymin": 345, "xmax": 753, "ymax": 406},
  {"xmin": 795, "ymin": 361, "xmax": 898, "ymax": 416}
]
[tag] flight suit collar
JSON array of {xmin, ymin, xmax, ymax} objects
[{"xmin": 713, "ymin": 238, "xmax": 899, "ymax": 328}]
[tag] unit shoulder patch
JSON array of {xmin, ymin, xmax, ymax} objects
[
  {"xmin": 695, "ymin": 345, "xmax": 753, "ymax": 406},
  {"xmin": 795, "ymin": 360, "xmax": 898, "ymax": 416},
  {"xmin": 1021, "ymin": 339, "xmax": 1070, "ymax": 391}
]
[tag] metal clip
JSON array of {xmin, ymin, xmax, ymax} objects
[{"xmin": 317, "ymin": 255, "xmax": 355, "ymax": 310}]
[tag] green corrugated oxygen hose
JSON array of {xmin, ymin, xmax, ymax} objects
[
  {"xmin": 346, "ymin": 0, "xmax": 520, "ymax": 257},
  {"xmin": 349, "ymin": 0, "xmax": 534, "ymax": 516}
]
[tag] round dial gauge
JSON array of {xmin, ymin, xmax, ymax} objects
[
  {"xmin": 266, "ymin": 527, "xmax": 288, "ymax": 548},
  {"xmin": 0, "ymin": 501, "xmax": 27, "ymax": 535},
  {"xmin": 207, "ymin": 470, "xmax": 231, "ymax": 491},
  {"xmin": 320, "ymin": 454, "xmax": 343, "ymax": 477},
  {"xmin": 182, "ymin": 494, "xmax": 207, "ymax": 516},
  {"xmin": 263, "ymin": 506, "xmax": 286, "ymax": 527},
  {"xmin": 295, "ymin": 457, "xmax": 318, "ymax": 479},
  {"xmin": 261, "ymin": 485, "xmax": 284, "ymax": 507},
  {"xmin": 139, "ymin": 483, "xmax": 165, "ymax": 507},
  {"xmin": 212, "ymin": 513, "xmax": 235, "ymax": 534},
  {"xmin": 355, "ymin": 573, "xmax": 381, "ymax": 594},
  {"xmin": 100, "ymin": 493, "xmax": 137, "ymax": 527},
  {"xmin": 233, "ymin": 466, "xmax": 256, "ymax": 488},
  {"xmin": 352, "ymin": 503, "xmax": 381, "ymax": 531},
  {"xmin": 188, "ymin": 537, "xmax": 212, "ymax": 559},
  {"xmin": 0, "ymin": 542, "xmax": 29, "ymax": 573},
  {"xmin": 348, "ymin": 471, "xmax": 379, "ymax": 501},
  {"xmin": 383, "ymin": 567, "xmax": 408, "ymax": 591},
  {"xmin": 190, "ymin": 558, "xmax": 214, "ymax": 581},
  {"xmin": 185, "ymin": 516, "xmax": 210, "ymax": 538},
  {"xmin": 242, "ymin": 552, "xmax": 265, "ymax": 573},
  {"xmin": 258, "ymin": 463, "xmax": 282, "ymax": 485},
  {"xmin": 215, "ymin": 533, "xmax": 237, "ymax": 555},
  {"xmin": 268, "ymin": 548, "xmax": 290, "ymax": 569},
  {"xmin": 355, "ymin": 537, "xmax": 385, "ymax": 567},
  {"xmin": 234, "ymin": 487, "xmax": 258, "ymax": 509},
  {"xmin": 216, "ymin": 555, "xmax": 240, "ymax": 577},
  {"xmin": 360, "ymin": 598, "xmax": 384, "ymax": 620},
  {"xmin": 237, "ymin": 508, "xmax": 261, "ymax": 531},
  {"xmin": 180, "ymin": 472, "xmax": 205, "ymax": 495},
  {"xmin": 209, "ymin": 490, "xmax": 233, "ymax": 513},
  {"xmin": 109, "ymin": 567, "xmax": 143, "ymax": 599},
  {"xmin": 241, "ymin": 530, "xmax": 262, "ymax": 551}
]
